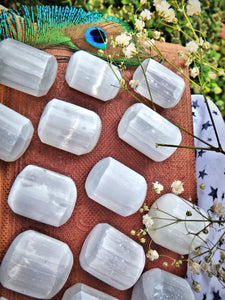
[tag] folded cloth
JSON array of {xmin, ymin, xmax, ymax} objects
[{"xmin": 186, "ymin": 94, "xmax": 225, "ymax": 300}]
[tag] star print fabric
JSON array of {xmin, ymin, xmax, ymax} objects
[{"xmin": 186, "ymin": 95, "xmax": 225, "ymax": 300}]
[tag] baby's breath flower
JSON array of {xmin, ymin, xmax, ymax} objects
[
  {"xmin": 153, "ymin": 181, "xmax": 164, "ymax": 194},
  {"xmin": 143, "ymin": 38, "xmax": 155, "ymax": 49},
  {"xmin": 140, "ymin": 0, "xmax": 147, "ymax": 5},
  {"xmin": 130, "ymin": 230, "xmax": 136, "ymax": 236},
  {"xmin": 140, "ymin": 9, "xmax": 152, "ymax": 21},
  {"xmin": 189, "ymin": 260, "xmax": 201, "ymax": 274},
  {"xmin": 185, "ymin": 40, "xmax": 199, "ymax": 53},
  {"xmin": 171, "ymin": 180, "xmax": 184, "ymax": 195},
  {"xmin": 191, "ymin": 246, "xmax": 202, "ymax": 256},
  {"xmin": 140, "ymin": 237, "xmax": 146, "ymax": 243},
  {"xmin": 186, "ymin": 0, "xmax": 201, "ymax": 16},
  {"xmin": 129, "ymin": 79, "xmax": 139, "ymax": 90},
  {"xmin": 146, "ymin": 249, "xmax": 159, "ymax": 261},
  {"xmin": 115, "ymin": 32, "xmax": 132, "ymax": 47},
  {"xmin": 135, "ymin": 19, "xmax": 145, "ymax": 31},
  {"xmin": 163, "ymin": 261, "xmax": 169, "ymax": 267},
  {"xmin": 208, "ymin": 71, "xmax": 217, "ymax": 80},
  {"xmin": 143, "ymin": 214, "xmax": 154, "ymax": 228},
  {"xmin": 177, "ymin": 51, "xmax": 184, "ymax": 57},
  {"xmin": 220, "ymin": 251, "xmax": 225, "ymax": 261},
  {"xmin": 160, "ymin": 36, "xmax": 166, "ymax": 42},
  {"xmin": 192, "ymin": 281, "xmax": 201, "ymax": 293},
  {"xmin": 203, "ymin": 41, "xmax": 210, "ymax": 49},
  {"xmin": 153, "ymin": 30, "xmax": 161, "ymax": 39},
  {"xmin": 191, "ymin": 67, "xmax": 199, "ymax": 78},
  {"xmin": 201, "ymin": 262, "xmax": 211, "ymax": 273},
  {"xmin": 185, "ymin": 56, "xmax": 193, "ymax": 66},
  {"xmin": 210, "ymin": 201, "xmax": 225, "ymax": 217},
  {"xmin": 122, "ymin": 42, "xmax": 137, "ymax": 59}
]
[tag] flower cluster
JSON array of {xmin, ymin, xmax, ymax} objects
[{"xmin": 154, "ymin": 0, "xmax": 177, "ymax": 24}]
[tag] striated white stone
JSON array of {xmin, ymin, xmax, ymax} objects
[
  {"xmin": 79, "ymin": 223, "xmax": 145, "ymax": 290},
  {"xmin": 8, "ymin": 165, "xmax": 77, "ymax": 227},
  {"xmin": 131, "ymin": 268, "xmax": 195, "ymax": 300},
  {"xmin": 132, "ymin": 58, "xmax": 185, "ymax": 108},
  {"xmin": 0, "ymin": 38, "xmax": 57, "ymax": 97},
  {"xmin": 65, "ymin": 50, "xmax": 122, "ymax": 101},
  {"xmin": 38, "ymin": 98, "xmax": 102, "ymax": 155},
  {"xmin": 85, "ymin": 157, "xmax": 147, "ymax": 216},
  {"xmin": 118, "ymin": 103, "xmax": 182, "ymax": 162},
  {"xmin": 62, "ymin": 283, "xmax": 118, "ymax": 300},
  {"xmin": 0, "ymin": 103, "xmax": 34, "ymax": 162},
  {"xmin": 0, "ymin": 230, "xmax": 73, "ymax": 299},
  {"xmin": 148, "ymin": 193, "xmax": 209, "ymax": 255}
]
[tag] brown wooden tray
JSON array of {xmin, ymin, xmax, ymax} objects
[{"xmin": 0, "ymin": 42, "xmax": 196, "ymax": 300}]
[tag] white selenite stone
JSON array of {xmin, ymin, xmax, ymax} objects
[
  {"xmin": 85, "ymin": 157, "xmax": 147, "ymax": 216},
  {"xmin": 38, "ymin": 98, "xmax": 102, "ymax": 155},
  {"xmin": 65, "ymin": 50, "xmax": 122, "ymax": 101},
  {"xmin": 8, "ymin": 165, "xmax": 77, "ymax": 227},
  {"xmin": 0, "ymin": 104, "xmax": 34, "ymax": 162},
  {"xmin": 132, "ymin": 58, "xmax": 185, "ymax": 108},
  {"xmin": 0, "ymin": 38, "xmax": 57, "ymax": 97},
  {"xmin": 118, "ymin": 103, "xmax": 182, "ymax": 162},
  {"xmin": 148, "ymin": 193, "xmax": 209, "ymax": 255},
  {"xmin": 131, "ymin": 268, "xmax": 195, "ymax": 300},
  {"xmin": 62, "ymin": 283, "xmax": 118, "ymax": 300},
  {"xmin": 0, "ymin": 230, "xmax": 73, "ymax": 299},
  {"xmin": 79, "ymin": 223, "xmax": 145, "ymax": 290}
]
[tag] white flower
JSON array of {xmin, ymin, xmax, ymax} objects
[
  {"xmin": 122, "ymin": 42, "xmax": 137, "ymax": 58},
  {"xmin": 171, "ymin": 180, "xmax": 184, "ymax": 195},
  {"xmin": 140, "ymin": 9, "xmax": 152, "ymax": 21},
  {"xmin": 143, "ymin": 214, "xmax": 154, "ymax": 228},
  {"xmin": 153, "ymin": 181, "xmax": 164, "ymax": 194},
  {"xmin": 201, "ymin": 262, "xmax": 211, "ymax": 273},
  {"xmin": 191, "ymin": 246, "xmax": 202, "ymax": 256},
  {"xmin": 191, "ymin": 67, "xmax": 199, "ymax": 78},
  {"xmin": 220, "ymin": 251, "xmax": 225, "ymax": 260},
  {"xmin": 129, "ymin": 79, "xmax": 139, "ymax": 89},
  {"xmin": 153, "ymin": 30, "xmax": 161, "ymax": 39},
  {"xmin": 135, "ymin": 18, "xmax": 145, "ymax": 31},
  {"xmin": 143, "ymin": 38, "xmax": 155, "ymax": 49},
  {"xmin": 192, "ymin": 281, "xmax": 201, "ymax": 293},
  {"xmin": 186, "ymin": 0, "xmax": 201, "ymax": 16},
  {"xmin": 115, "ymin": 32, "xmax": 132, "ymax": 47},
  {"xmin": 189, "ymin": 260, "xmax": 201, "ymax": 274},
  {"xmin": 146, "ymin": 249, "xmax": 159, "ymax": 261},
  {"xmin": 210, "ymin": 201, "xmax": 225, "ymax": 217},
  {"xmin": 155, "ymin": 1, "xmax": 177, "ymax": 23},
  {"xmin": 185, "ymin": 40, "xmax": 199, "ymax": 53},
  {"xmin": 203, "ymin": 41, "xmax": 210, "ymax": 49}
]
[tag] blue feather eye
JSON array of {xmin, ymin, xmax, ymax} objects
[{"xmin": 85, "ymin": 27, "xmax": 108, "ymax": 49}]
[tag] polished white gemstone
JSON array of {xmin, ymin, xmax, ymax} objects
[
  {"xmin": 148, "ymin": 193, "xmax": 209, "ymax": 255},
  {"xmin": 62, "ymin": 283, "xmax": 118, "ymax": 300},
  {"xmin": 0, "ymin": 104, "xmax": 34, "ymax": 162},
  {"xmin": 118, "ymin": 103, "xmax": 182, "ymax": 162},
  {"xmin": 131, "ymin": 268, "xmax": 195, "ymax": 300},
  {"xmin": 65, "ymin": 50, "xmax": 121, "ymax": 101},
  {"xmin": 0, "ymin": 230, "xmax": 73, "ymax": 299},
  {"xmin": 0, "ymin": 38, "xmax": 57, "ymax": 96},
  {"xmin": 8, "ymin": 165, "xmax": 77, "ymax": 227},
  {"xmin": 79, "ymin": 223, "xmax": 145, "ymax": 290},
  {"xmin": 132, "ymin": 58, "xmax": 185, "ymax": 108},
  {"xmin": 38, "ymin": 98, "xmax": 102, "ymax": 155},
  {"xmin": 85, "ymin": 157, "xmax": 147, "ymax": 216}
]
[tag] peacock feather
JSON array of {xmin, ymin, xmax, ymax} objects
[{"xmin": 0, "ymin": 5, "xmax": 141, "ymax": 65}]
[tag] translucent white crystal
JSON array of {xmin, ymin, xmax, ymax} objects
[
  {"xmin": 79, "ymin": 223, "xmax": 145, "ymax": 290},
  {"xmin": 0, "ymin": 230, "xmax": 73, "ymax": 299},
  {"xmin": 85, "ymin": 157, "xmax": 147, "ymax": 216},
  {"xmin": 0, "ymin": 38, "xmax": 57, "ymax": 97},
  {"xmin": 38, "ymin": 98, "xmax": 102, "ymax": 155},
  {"xmin": 8, "ymin": 165, "xmax": 77, "ymax": 227},
  {"xmin": 118, "ymin": 103, "xmax": 182, "ymax": 161},
  {"xmin": 132, "ymin": 58, "xmax": 185, "ymax": 108},
  {"xmin": 65, "ymin": 50, "xmax": 121, "ymax": 101},
  {"xmin": 148, "ymin": 193, "xmax": 209, "ymax": 255},
  {"xmin": 0, "ymin": 103, "xmax": 34, "ymax": 162},
  {"xmin": 131, "ymin": 268, "xmax": 195, "ymax": 300},
  {"xmin": 62, "ymin": 283, "xmax": 118, "ymax": 300}
]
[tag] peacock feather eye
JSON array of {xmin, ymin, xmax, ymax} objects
[{"xmin": 85, "ymin": 27, "xmax": 107, "ymax": 49}]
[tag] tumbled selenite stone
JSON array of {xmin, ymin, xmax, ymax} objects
[
  {"xmin": 132, "ymin": 58, "xmax": 185, "ymax": 108},
  {"xmin": 148, "ymin": 193, "xmax": 209, "ymax": 255},
  {"xmin": 0, "ymin": 38, "xmax": 57, "ymax": 96},
  {"xmin": 85, "ymin": 157, "xmax": 147, "ymax": 216},
  {"xmin": 0, "ymin": 104, "xmax": 34, "ymax": 162},
  {"xmin": 79, "ymin": 223, "xmax": 145, "ymax": 290},
  {"xmin": 62, "ymin": 283, "xmax": 118, "ymax": 300},
  {"xmin": 65, "ymin": 50, "xmax": 122, "ymax": 101},
  {"xmin": 131, "ymin": 268, "xmax": 194, "ymax": 300},
  {"xmin": 118, "ymin": 103, "xmax": 182, "ymax": 161},
  {"xmin": 38, "ymin": 98, "xmax": 101, "ymax": 155},
  {"xmin": 8, "ymin": 165, "xmax": 77, "ymax": 226},
  {"xmin": 0, "ymin": 230, "xmax": 73, "ymax": 299}
]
